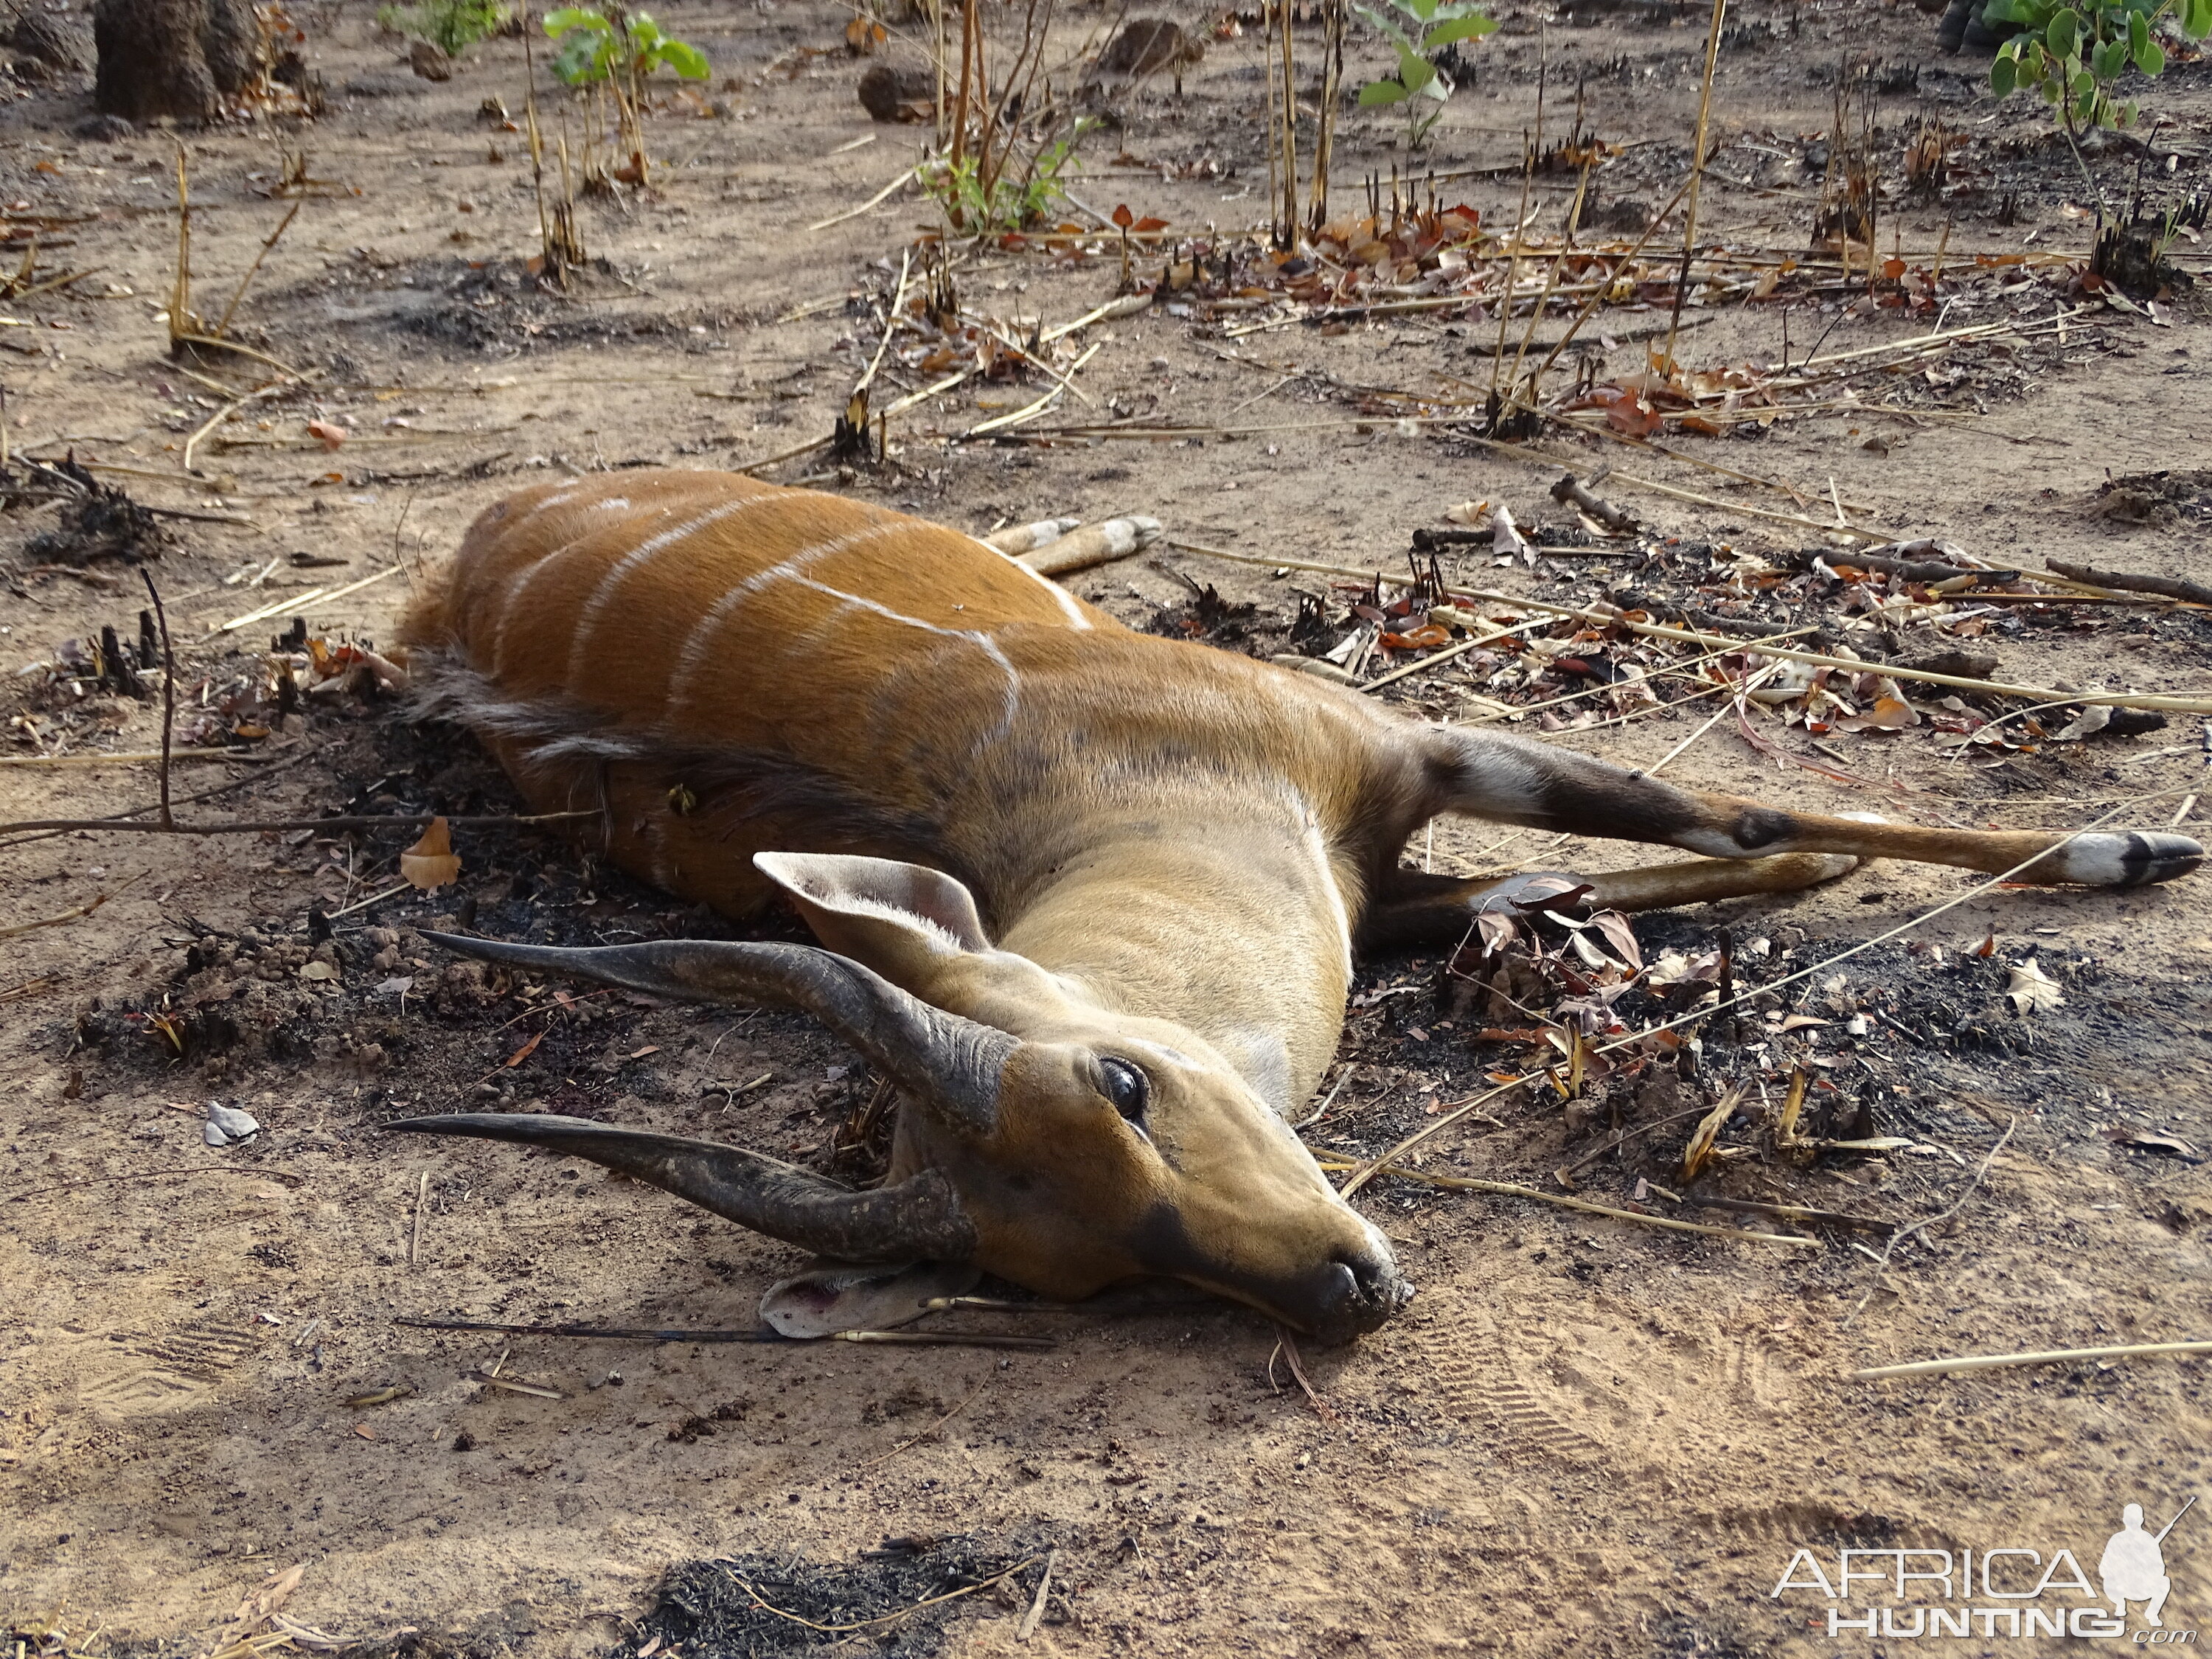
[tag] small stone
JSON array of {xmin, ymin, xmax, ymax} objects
[{"xmin": 204, "ymin": 1102, "xmax": 260, "ymax": 1147}]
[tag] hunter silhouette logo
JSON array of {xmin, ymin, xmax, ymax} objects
[
  {"xmin": 1770, "ymin": 1493, "xmax": 2198, "ymax": 1642},
  {"xmin": 2103, "ymin": 1499, "xmax": 2193, "ymax": 1631}
]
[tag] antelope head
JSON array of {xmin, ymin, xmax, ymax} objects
[{"xmin": 390, "ymin": 853, "xmax": 1409, "ymax": 1342}]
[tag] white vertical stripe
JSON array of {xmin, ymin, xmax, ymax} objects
[
  {"xmin": 563, "ymin": 490, "xmax": 788, "ymax": 686},
  {"xmin": 661, "ymin": 519, "xmax": 908, "ymax": 715}
]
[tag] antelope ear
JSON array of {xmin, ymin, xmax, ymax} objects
[{"xmin": 754, "ymin": 852, "xmax": 992, "ymax": 987}]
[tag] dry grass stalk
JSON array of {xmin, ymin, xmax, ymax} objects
[
  {"xmin": 212, "ymin": 201, "xmax": 302, "ymax": 339},
  {"xmin": 1854, "ymin": 1340, "xmax": 2212, "ymax": 1381},
  {"xmin": 167, "ymin": 145, "xmax": 198, "ymax": 355},
  {"xmin": 1306, "ymin": 0, "xmax": 1346, "ymax": 237},
  {"xmin": 1661, "ymin": 0, "xmax": 1729, "ymax": 367},
  {"xmin": 1267, "ymin": 0, "xmax": 1298, "ymax": 249},
  {"xmin": 1315, "ymin": 1156, "xmax": 1819, "ymax": 1247}
]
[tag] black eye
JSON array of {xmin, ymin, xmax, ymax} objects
[{"xmin": 1098, "ymin": 1058, "xmax": 1149, "ymax": 1125}]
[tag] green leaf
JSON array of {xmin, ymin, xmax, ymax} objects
[
  {"xmin": 1404, "ymin": 0, "xmax": 1439, "ymax": 20},
  {"xmin": 1354, "ymin": 2, "xmax": 1421, "ymax": 52},
  {"xmin": 1991, "ymin": 53, "xmax": 2019, "ymax": 92},
  {"xmin": 1424, "ymin": 14, "xmax": 1498, "ymax": 45},
  {"xmin": 1398, "ymin": 51, "xmax": 1437, "ymax": 89},
  {"xmin": 544, "ymin": 6, "xmax": 599, "ymax": 37},
  {"xmin": 2186, "ymin": 0, "xmax": 2212, "ymax": 37},
  {"xmin": 1419, "ymin": 66, "xmax": 1453, "ymax": 98},
  {"xmin": 2046, "ymin": 6, "xmax": 2080, "ymax": 52},
  {"xmin": 1359, "ymin": 77, "xmax": 1412, "ymax": 104},
  {"xmin": 2129, "ymin": 9, "xmax": 2151, "ymax": 49},
  {"xmin": 2135, "ymin": 33, "xmax": 2166, "ymax": 69},
  {"xmin": 651, "ymin": 38, "xmax": 710, "ymax": 77},
  {"xmin": 2093, "ymin": 35, "xmax": 2127, "ymax": 74}
]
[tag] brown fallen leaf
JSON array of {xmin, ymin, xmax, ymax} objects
[
  {"xmin": 399, "ymin": 815, "xmax": 462, "ymax": 889},
  {"xmin": 1835, "ymin": 695, "xmax": 1920, "ymax": 734},
  {"xmin": 2101, "ymin": 1123, "xmax": 2200, "ymax": 1160},
  {"xmin": 307, "ymin": 419, "xmax": 349, "ymax": 450},
  {"xmin": 504, "ymin": 1029, "xmax": 546, "ymax": 1068}
]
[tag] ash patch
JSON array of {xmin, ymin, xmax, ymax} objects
[
  {"xmin": 634, "ymin": 1531, "xmax": 1069, "ymax": 1657},
  {"xmin": 18, "ymin": 459, "xmax": 170, "ymax": 566},
  {"xmin": 291, "ymin": 254, "xmax": 692, "ymax": 357},
  {"xmin": 2095, "ymin": 468, "xmax": 2212, "ymax": 529}
]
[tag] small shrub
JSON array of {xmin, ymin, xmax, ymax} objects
[
  {"xmin": 1988, "ymin": 0, "xmax": 2211, "ymax": 130},
  {"xmin": 376, "ymin": 0, "xmax": 508, "ymax": 59},
  {"xmin": 544, "ymin": 6, "xmax": 709, "ymax": 87},
  {"xmin": 922, "ymin": 124, "xmax": 1091, "ymax": 234}
]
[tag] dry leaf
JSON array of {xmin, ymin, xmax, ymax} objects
[
  {"xmin": 503, "ymin": 1029, "xmax": 546, "ymax": 1068},
  {"xmin": 2004, "ymin": 958, "xmax": 2065, "ymax": 1017},
  {"xmin": 1835, "ymin": 695, "xmax": 1919, "ymax": 734},
  {"xmin": 2100, "ymin": 1123, "xmax": 2199, "ymax": 1159},
  {"xmin": 2051, "ymin": 703, "xmax": 2113, "ymax": 742},
  {"xmin": 1680, "ymin": 1085, "xmax": 1742, "ymax": 1183},
  {"xmin": 1444, "ymin": 499, "xmax": 1489, "ymax": 526},
  {"xmin": 307, "ymin": 420, "xmax": 349, "ymax": 450},
  {"xmin": 399, "ymin": 815, "xmax": 462, "ymax": 889},
  {"xmin": 297, "ymin": 959, "xmax": 340, "ymax": 982},
  {"xmin": 1590, "ymin": 911, "xmax": 1643, "ymax": 973}
]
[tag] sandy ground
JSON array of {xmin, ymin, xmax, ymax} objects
[{"xmin": 3, "ymin": 1, "xmax": 2211, "ymax": 1655}]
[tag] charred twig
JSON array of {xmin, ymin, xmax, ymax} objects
[
  {"xmin": 141, "ymin": 571, "xmax": 175, "ymax": 830},
  {"xmin": 2044, "ymin": 557, "xmax": 2212, "ymax": 608},
  {"xmin": 396, "ymin": 1316, "xmax": 1051, "ymax": 1350},
  {"xmin": 1549, "ymin": 470, "xmax": 1637, "ymax": 533}
]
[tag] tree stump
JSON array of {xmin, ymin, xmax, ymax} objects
[{"xmin": 92, "ymin": 0, "xmax": 263, "ymax": 124}]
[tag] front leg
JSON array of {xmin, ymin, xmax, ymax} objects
[
  {"xmin": 1416, "ymin": 727, "xmax": 2201, "ymax": 889},
  {"xmin": 1357, "ymin": 855, "xmax": 1858, "ymax": 953}
]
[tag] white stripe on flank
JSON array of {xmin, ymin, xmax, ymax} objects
[
  {"xmin": 971, "ymin": 535, "xmax": 1094, "ymax": 630},
  {"xmin": 661, "ymin": 518, "xmax": 911, "ymax": 713},
  {"xmin": 564, "ymin": 491, "xmax": 787, "ymax": 687}
]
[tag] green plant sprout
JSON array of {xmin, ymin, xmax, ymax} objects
[
  {"xmin": 1354, "ymin": 0, "xmax": 1496, "ymax": 150},
  {"xmin": 922, "ymin": 122, "xmax": 1092, "ymax": 235},
  {"xmin": 376, "ymin": 0, "xmax": 508, "ymax": 59},
  {"xmin": 545, "ymin": 6, "xmax": 710, "ymax": 87},
  {"xmin": 543, "ymin": 7, "xmax": 709, "ymax": 185}
]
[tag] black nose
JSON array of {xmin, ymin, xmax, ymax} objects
[{"xmin": 1304, "ymin": 1248, "xmax": 1413, "ymax": 1344}]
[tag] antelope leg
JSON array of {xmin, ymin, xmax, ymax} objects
[{"xmin": 1430, "ymin": 728, "xmax": 2202, "ymax": 888}]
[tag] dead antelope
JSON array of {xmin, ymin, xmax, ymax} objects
[{"xmin": 391, "ymin": 470, "xmax": 2200, "ymax": 1341}]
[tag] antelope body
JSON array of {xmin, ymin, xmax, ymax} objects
[{"xmin": 394, "ymin": 468, "xmax": 2200, "ymax": 1341}]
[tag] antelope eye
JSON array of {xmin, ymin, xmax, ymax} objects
[{"xmin": 1097, "ymin": 1058, "xmax": 1149, "ymax": 1125}]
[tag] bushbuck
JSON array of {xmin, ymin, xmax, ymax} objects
[{"xmin": 389, "ymin": 470, "xmax": 2199, "ymax": 1341}]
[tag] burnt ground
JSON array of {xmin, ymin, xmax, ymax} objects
[{"xmin": 3, "ymin": 0, "xmax": 2212, "ymax": 1655}]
